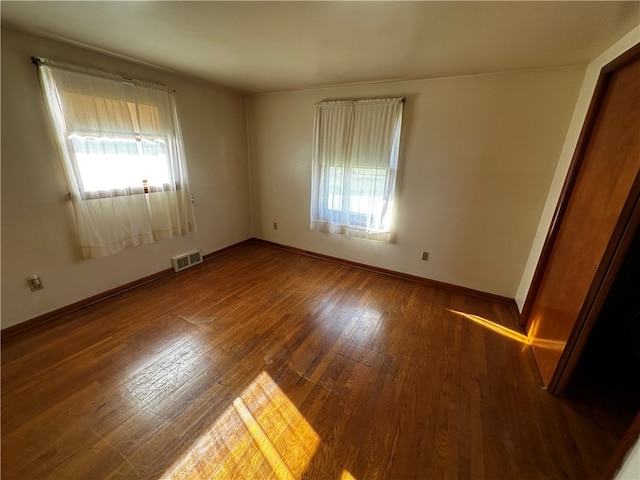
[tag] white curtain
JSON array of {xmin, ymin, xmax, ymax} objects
[
  {"xmin": 38, "ymin": 59, "xmax": 196, "ymax": 258},
  {"xmin": 310, "ymin": 98, "xmax": 403, "ymax": 241}
]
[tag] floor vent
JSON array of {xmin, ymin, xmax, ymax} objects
[{"xmin": 171, "ymin": 249, "xmax": 204, "ymax": 272}]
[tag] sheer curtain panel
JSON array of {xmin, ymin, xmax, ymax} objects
[
  {"xmin": 310, "ymin": 98, "xmax": 403, "ymax": 241},
  {"xmin": 37, "ymin": 58, "xmax": 196, "ymax": 258}
]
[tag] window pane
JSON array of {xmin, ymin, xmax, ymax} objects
[
  {"xmin": 71, "ymin": 135, "xmax": 171, "ymax": 192},
  {"xmin": 348, "ymin": 168, "xmax": 387, "ymax": 219},
  {"xmin": 326, "ymin": 165, "xmax": 344, "ymax": 210},
  {"xmin": 324, "ymin": 166, "xmax": 388, "ymax": 228}
]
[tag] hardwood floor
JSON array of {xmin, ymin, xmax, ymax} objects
[{"xmin": 1, "ymin": 243, "xmax": 633, "ymax": 479}]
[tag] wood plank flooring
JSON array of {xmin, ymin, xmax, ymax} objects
[{"xmin": 1, "ymin": 243, "xmax": 633, "ymax": 479}]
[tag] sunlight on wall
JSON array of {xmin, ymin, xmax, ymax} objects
[
  {"xmin": 161, "ymin": 371, "xmax": 319, "ymax": 479},
  {"xmin": 448, "ymin": 309, "xmax": 530, "ymax": 345}
]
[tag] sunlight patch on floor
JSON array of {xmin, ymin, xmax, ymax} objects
[
  {"xmin": 125, "ymin": 334, "xmax": 205, "ymax": 410},
  {"xmin": 350, "ymin": 306, "xmax": 384, "ymax": 342},
  {"xmin": 448, "ymin": 309, "xmax": 530, "ymax": 345},
  {"xmin": 526, "ymin": 315, "xmax": 566, "ymax": 352},
  {"xmin": 161, "ymin": 371, "xmax": 319, "ymax": 479},
  {"xmin": 529, "ymin": 337, "xmax": 567, "ymax": 351}
]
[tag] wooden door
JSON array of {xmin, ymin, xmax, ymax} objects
[{"xmin": 525, "ymin": 50, "xmax": 640, "ymax": 391}]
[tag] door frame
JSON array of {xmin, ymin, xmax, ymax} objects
[{"xmin": 520, "ymin": 42, "xmax": 640, "ymax": 393}]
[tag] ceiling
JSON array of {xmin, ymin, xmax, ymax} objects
[{"xmin": 2, "ymin": 2, "xmax": 639, "ymax": 93}]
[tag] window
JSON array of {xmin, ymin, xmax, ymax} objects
[
  {"xmin": 325, "ymin": 166, "xmax": 388, "ymax": 227},
  {"xmin": 37, "ymin": 58, "xmax": 196, "ymax": 258},
  {"xmin": 310, "ymin": 98, "xmax": 403, "ymax": 241},
  {"xmin": 64, "ymin": 95, "xmax": 174, "ymax": 196}
]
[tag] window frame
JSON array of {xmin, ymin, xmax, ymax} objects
[
  {"xmin": 310, "ymin": 98, "xmax": 404, "ymax": 241},
  {"xmin": 36, "ymin": 56, "xmax": 197, "ymax": 259}
]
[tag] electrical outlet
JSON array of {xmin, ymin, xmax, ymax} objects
[
  {"xmin": 273, "ymin": 222, "xmax": 278, "ymax": 230},
  {"xmin": 28, "ymin": 275, "xmax": 43, "ymax": 291},
  {"xmin": 421, "ymin": 251, "xmax": 429, "ymax": 262}
]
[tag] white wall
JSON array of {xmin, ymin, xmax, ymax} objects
[
  {"xmin": 1, "ymin": 28, "xmax": 252, "ymax": 328},
  {"xmin": 616, "ymin": 438, "xmax": 640, "ymax": 480},
  {"xmin": 247, "ymin": 67, "xmax": 585, "ymax": 298},
  {"xmin": 515, "ymin": 26, "xmax": 640, "ymax": 310}
]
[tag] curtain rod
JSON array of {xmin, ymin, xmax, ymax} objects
[
  {"xmin": 32, "ymin": 56, "xmax": 175, "ymax": 93},
  {"xmin": 317, "ymin": 97, "xmax": 405, "ymax": 106}
]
